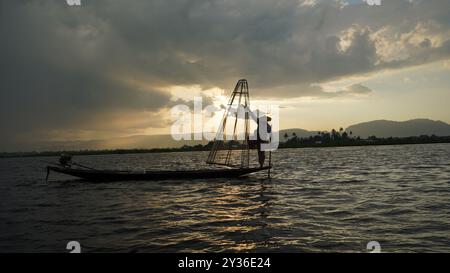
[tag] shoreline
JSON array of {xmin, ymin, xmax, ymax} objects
[{"xmin": 1, "ymin": 138, "xmax": 450, "ymax": 159}]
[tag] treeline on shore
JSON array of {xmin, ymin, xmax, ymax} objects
[
  {"xmin": 279, "ymin": 129, "xmax": 450, "ymax": 148},
  {"xmin": 2, "ymin": 131, "xmax": 450, "ymax": 158}
]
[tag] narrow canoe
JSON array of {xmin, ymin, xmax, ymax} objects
[{"xmin": 46, "ymin": 165, "xmax": 271, "ymax": 182}]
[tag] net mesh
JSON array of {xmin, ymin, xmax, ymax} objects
[{"xmin": 206, "ymin": 79, "xmax": 257, "ymax": 168}]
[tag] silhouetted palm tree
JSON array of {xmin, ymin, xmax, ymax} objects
[
  {"xmin": 342, "ymin": 131, "xmax": 348, "ymax": 139},
  {"xmin": 331, "ymin": 129, "xmax": 337, "ymax": 140}
]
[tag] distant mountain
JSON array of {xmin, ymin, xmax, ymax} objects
[
  {"xmin": 27, "ymin": 134, "xmax": 208, "ymax": 152},
  {"xmin": 10, "ymin": 129, "xmax": 314, "ymax": 152},
  {"xmin": 346, "ymin": 119, "xmax": 450, "ymax": 138}
]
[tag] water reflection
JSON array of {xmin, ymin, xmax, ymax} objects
[{"xmin": 187, "ymin": 178, "xmax": 274, "ymax": 252}]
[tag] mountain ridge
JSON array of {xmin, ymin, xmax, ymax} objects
[{"xmin": 346, "ymin": 118, "xmax": 450, "ymax": 138}]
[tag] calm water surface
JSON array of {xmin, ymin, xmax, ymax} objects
[{"xmin": 1, "ymin": 144, "xmax": 449, "ymax": 252}]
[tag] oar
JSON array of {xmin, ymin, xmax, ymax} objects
[
  {"xmin": 40, "ymin": 160, "xmax": 56, "ymax": 183},
  {"xmin": 267, "ymin": 151, "xmax": 272, "ymax": 179},
  {"xmin": 45, "ymin": 166, "xmax": 50, "ymax": 182}
]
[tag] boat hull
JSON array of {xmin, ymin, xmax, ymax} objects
[{"xmin": 47, "ymin": 166, "xmax": 271, "ymax": 182}]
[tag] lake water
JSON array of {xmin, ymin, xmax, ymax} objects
[{"xmin": 1, "ymin": 144, "xmax": 450, "ymax": 252}]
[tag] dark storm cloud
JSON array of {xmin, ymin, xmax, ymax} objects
[
  {"xmin": 51, "ymin": 0, "xmax": 450, "ymax": 90},
  {"xmin": 1, "ymin": 0, "xmax": 450, "ymax": 150},
  {"xmin": 0, "ymin": 0, "xmax": 172, "ymax": 145}
]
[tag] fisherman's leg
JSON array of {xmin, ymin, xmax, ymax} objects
[{"xmin": 258, "ymin": 150, "xmax": 265, "ymax": 167}]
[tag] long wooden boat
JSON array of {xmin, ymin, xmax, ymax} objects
[{"xmin": 46, "ymin": 165, "xmax": 271, "ymax": 182}]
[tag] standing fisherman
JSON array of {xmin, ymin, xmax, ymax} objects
[
  {"xmin": 247, "ymin": 108, "xmax": 272, "ymax": 168},
  {"xmin": 230, "ymin": 104, "xmax": 273, "ymax": 168}
]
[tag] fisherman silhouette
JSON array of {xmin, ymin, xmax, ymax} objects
[
  {"xmin": 235, "ymin": 105, "xmax": 272, "ymax": 167},
  {"xmin": 227, "ymin": 104, "xmax": 272, "ymax": 167}
]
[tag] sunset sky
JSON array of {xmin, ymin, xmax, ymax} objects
[{"xmin": 1, "ymin": 0, "xmax": 450, "ymax": 151}]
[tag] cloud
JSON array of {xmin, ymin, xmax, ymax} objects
[
  {"xmin": 1, "ymin": 0, "xmax": 450, "ymax": 150},
  {"xmin": 317, "ymin": 83, "xmax": 374, "ymax": 98},
  {"xmin": 254, "ymin": 82, "xmax": 373, "ymax": 99},
  {"xmin": 344, "ymin": 84, "xmax": 373, "ymax": 95}
]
